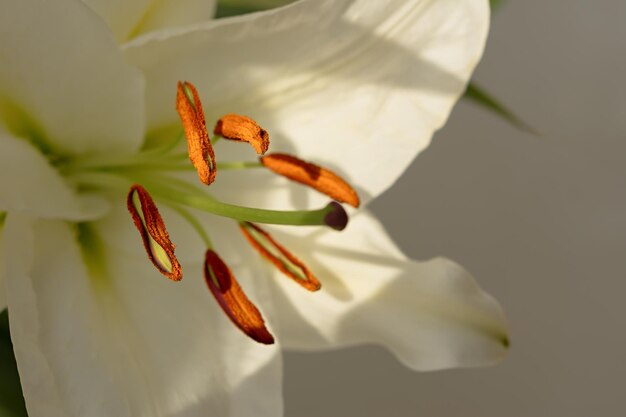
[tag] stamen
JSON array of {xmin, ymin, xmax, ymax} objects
[
  {"xmin": 218, "ymin": 161, "xmax": 263, "ymax": 170},
  {"xmin": 240, "ymin": 222, "xmax": 320, "ymax": 291},
  {"xmin": 127, "ymin": 184, "xmax": 182, "ymax": 281},
  {"xmin": 176, "ymin": 81, "xmax": 216, "ymax": 185},
  {"xmin": 213, "ymin": 114, "xmax": 269, "ymax": 155},
  {"xmin": 204, "ymin": 249, "xmax": 275, "ymax": 344},
  {"xmin": 260, "ymin": 153, "xmax": 360, "ymax": 208},
  {"xmin": 169, "ymin": 204, "xmax": 213, "ymax": 249}
]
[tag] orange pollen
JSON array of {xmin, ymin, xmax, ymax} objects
[
  {"xmin": 213, "ymin": 113, "xmax": 270, "ymax": 155},
  {"xmin": 260, "ymin": 153, "xmax": 360, "ymax": 208},
  {"xmin": 176, "ymin": 81, "xmax": 216, "ymax": 185},
  {"xmin": 127, "ymin": 184, "xmax": 182, "ymax": 281},
  {"xmin": 239, "ymin": 222, "xmax": 321, "ymax": 292},
  {"xmin": 204, "ymin": 249, "xmax": 275, "ymax": 345}
]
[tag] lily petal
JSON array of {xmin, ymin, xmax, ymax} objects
[
  {"xmin": 265, "ymin": 211, "xmax": 509, "ymax": 371},
  {"xmin": 0, "ymin": 129, "xmax": 108, "ymax": 221},
  {"xmin": 0, "ymin": 0, "xmax": 144, "ymax": 155},
  {"xmin": 124, "ymin": 0, "xmax": 489, "ymax": 206},
  {"xmin": 82, "ymin": 0, "xmax": 217, "ymax": 43},
  {"xmin": 3, "ymin": 213, "xmax": 282, "ymax": 417}
]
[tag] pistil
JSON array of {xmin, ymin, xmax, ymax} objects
[{"xmin": 152, "ymin": 186, "xmax": 348, "ymax": 230}]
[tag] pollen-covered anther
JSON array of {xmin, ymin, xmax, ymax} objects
[
  {"xmin": 260, "ymin": 153, "xmax": 360, "ymax": 208},
  {"xmin": 213, "ymin": 113, "xmax": 269, "ymax": 155},
  {"xmin": 176, "ymin": 81, "xmax": 216, "ymax": 185},
  {"xmin": 204, "ymin": 249, "xmax": 275, "ymax": 345},
  {"xmin": 240, "ymin": 222, "xmax": 321, "ymax": 291},
  {"xmin": 127, "ymin": 184, "xmax": 182, "ymax": 281}
]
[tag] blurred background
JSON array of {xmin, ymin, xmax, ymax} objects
[{"xmin": 284, "ymin": 0, "xmax": 626, "ymax": 416}]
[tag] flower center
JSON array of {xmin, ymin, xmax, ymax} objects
[{"xmin": 38, "ymin": 81, "xmax": 360, "ymax": 344}]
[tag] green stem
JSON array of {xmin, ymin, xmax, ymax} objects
[
  {"xmin": 153, "ymin": 187, "xmax": 334, "ymax": 227},
  {"xmin": 218, "ymin": 161, "xmax": 262, "ymax": 170},
  {"xmin": 59, "ymin": 151, "xmax": 189, "ymax": 173},
  {"xmin": 117, "ymin": 160, "xmax": 262, "ymax": 172},
  {"xmin": 168, "ymin": 205, "xmax": 213, "ymax": 249},
  {"xmin": 68, "ymin": 170, "xmax": 342, "ymax": 229},
  {"xmin": 69, "ymin": 172, "xmax": 132, "ymax": 191},
  {"xmin": 142, "ymin": 129, "xmax": 185, "ymax": 154},
  {"xmin": 120, "ymin": 162, "xmax": 195, "ymax": 171},
  {"xmin": 125, "ymin": 172, "xmax": 212, "ymax": 198}
]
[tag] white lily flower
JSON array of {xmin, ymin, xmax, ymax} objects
[{"xmin": 0, "ymin": 0, "xmax": 508, "ymax": 416}]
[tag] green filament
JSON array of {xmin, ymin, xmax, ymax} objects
[{"xmin": 169, "ymin": 205, "xmax": 213, "ymax": 249}]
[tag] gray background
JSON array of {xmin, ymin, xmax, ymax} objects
[{"xmin": 285, "ymin": 0, "xmax": 626, "ymax": 416}]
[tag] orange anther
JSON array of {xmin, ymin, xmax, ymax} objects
[
  {"xmin": 204, "ymin": 249, "xmax": 275, "ymax": 345},
  {"xmin": 127, "ymin": 184, "xmax": 182, "ymax": 281},
  {"xmin": 176, "ymin": 81, "xmax": 216, "ymax": 185},
  {"xmin": 240, "ymin": 222, "xmax": 321, "ymax": 292},
  {"xmin": 260, "ymin": 153, "xmax": 360, "ymax": 208},
  {"xmin": 214, "ymin": 114, "xmax": 269, "ymax": 155}
]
